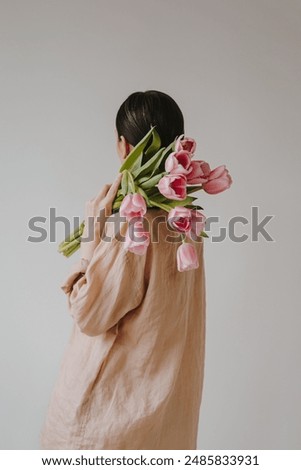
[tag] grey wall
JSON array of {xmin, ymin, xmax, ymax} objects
[{"xmin": 0, "ymin": 0, "xmax": 300, "ymax": 449}]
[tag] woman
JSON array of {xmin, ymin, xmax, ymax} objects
[{"xmin": 40, "ymin": 90, "xmax": 206, "ymax": 450}]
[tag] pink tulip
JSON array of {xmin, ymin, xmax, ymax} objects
[
  {"xmin": 124, "ymin": 220, "xmax": 150, "ymax": 255},
  {"xmin": 168, "ymin": 207, "xmax": 192, "ymax": 233},
  {"xmin": 157, "ymin": 174, "xmax": 187, "ymax": 200},
  {"xmin": 175, "ymin": 136, "xmax": 196, "ymax": 155},
  {"xmin": 165, "ymin": 150, "xmax": 192, "ymax": 175},
  {"xmin": 186, "ymin": 160, "xmax": 211, "ymax": 185},
  {"xmin": 202, "ymin": 165, "xmax": 232, "ymax": 195},
  {"xmin": 120, "ymin": 193, "xmax": 147, "ymax": 220},
  {"xmin": 188, "ymin": 209, "xmax": 206, "ymax": 239},
  {"xmin": 176, "ymin": 242, "xmax": 199, "ymax": 272}
]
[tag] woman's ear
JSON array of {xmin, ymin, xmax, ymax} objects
[{"xmin": 116, "ymin": 132, "xmax": 134, "ymax": 162}]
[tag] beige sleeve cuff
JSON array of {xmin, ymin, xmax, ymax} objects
[{"xmin": 60, "ymin": 257, "xmax": 90, "ymax": 295}]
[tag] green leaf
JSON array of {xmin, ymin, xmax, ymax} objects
[
  {"xmin": 127, "ymin": 171, "xmax": 136, "ymax": 193},
  {"xmin": 148, "ymin": 195, "xmax": 199, "ymax": 211},
  {"xmin": 132, "ymin": 147, "xmax": 165, "ymax": 179},
  {"xmin": 186, "ymin": 204, "xmax": 204, "ymax": 210},
  {"xmin": 136, "ymin": 175, "xmax": 150, "ymax": 184},
  {"xmin": 155, "ymin": 140, "xmax": 176, "ymax": 173},
  {"xmin": 186, "ymin": 185, "xmax": 203, "ymax": 194},
  {"xmin": 119, "ymin": 125, "xmax": 156, "ymax": 172},
  {"xmin": 143, "ymin": 127, "xmax": 161, "ymax": 160},
  {"xmin": 138, "ymin": 172, "xmax": 166, "ymax": 190},
  {"xmin": 146, "ymin": 192, "xmax": 167, "ymax": 203},
  {"xmin": 163, "ymin": 196, "xmax": 196, "ymax": 208},
  {"xmin": 145, "ymin": 187, "xmax": 161, "ymax": 198},
  {"xmin": 112, "ymin": 199, "xmax": 122, "ymax": 211},
  {"xmin": 162, "ymin": 140, "xmax": 175, "ymax": 157},
  {"xmin": 148, "ymin": 199, "xmax": 171, "ymax": 211},
  {"xmin": 200, "ymin": 231, "xmax": 209, "ymax": 238},
  {"xmin": 146, "ymin": 195, "xmax": 196, "ymax": 207},
  {"xmin": 149, "ymin": 148, "xmax": 170, "ymax": 177},
  {"xmin": 136, "ymin": 186, "xmax": 150, "ymax": 204},
  {"xmin": 121, "ymin": 170, "xmax": 128, "ymax": 196}
]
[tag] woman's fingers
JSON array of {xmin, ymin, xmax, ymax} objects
[
  {"xmin": 104, "ymin": 173, "xmax": 123, "ymax": 202},
  {"xmin": 93, "ymin": 184, "xmax": 111, "ymax": 204},
  {"xmin": 94, "ymin": 173, "xmax": 122, "ymax": 205},
  {"xmin": 82, "ymin": 174, "xmax": 122, "ymax": 245},
  {"xmin": 101, "ymin": 173, "xmax": 123, "ymax": 215}
]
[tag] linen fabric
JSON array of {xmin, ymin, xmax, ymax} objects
[{"xmin": 40, "ymin": 208, "xmax": 206, "ymax": 450}]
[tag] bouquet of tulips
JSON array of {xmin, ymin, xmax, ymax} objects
[{"xmin": 58, "ymin": 125, "xmax": 232, "ymax": 271}]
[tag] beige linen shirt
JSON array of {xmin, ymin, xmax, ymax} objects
[{"xmin": 40, "ymin": 208, "xmax": 206, "ymax": 450}]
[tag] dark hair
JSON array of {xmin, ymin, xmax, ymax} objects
[{"xmin": 115, "ymin": 90, "xmax": 185, "ymax": 148}]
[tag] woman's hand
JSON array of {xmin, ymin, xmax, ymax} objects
[{"xmin": 80, "ymin": 173, "xmax": 122, "ymax": 263}]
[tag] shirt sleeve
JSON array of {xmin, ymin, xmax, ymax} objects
[{"xmin": 60, "ymin": 234, "xmax": 147, "ymax": 337}]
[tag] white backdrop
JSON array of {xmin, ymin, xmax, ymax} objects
[{"xmin": 0, "ymin": 0, "xmax": 300, "ymax": 449}]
